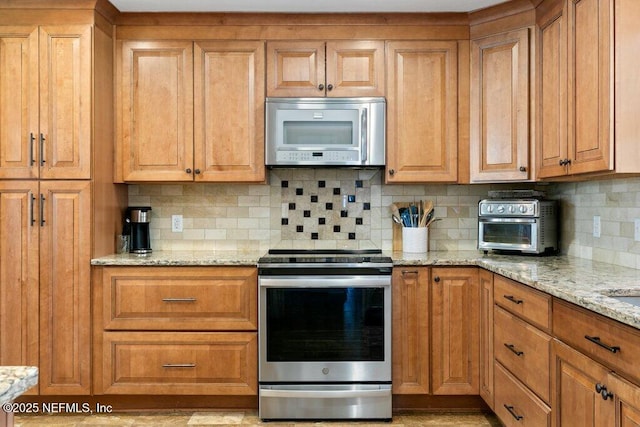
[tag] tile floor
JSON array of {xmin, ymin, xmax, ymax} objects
[{"xmin": 15, "ymin": 410, "xmax": 501, "ymax": 426}]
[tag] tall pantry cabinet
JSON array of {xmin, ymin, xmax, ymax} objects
[{"xmin": 0, "ymin": 2, "xmax": 126, "ymax": 395}]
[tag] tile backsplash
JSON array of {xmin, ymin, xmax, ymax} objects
[
  {"xmin": 128, "ymin": 170, "xmax": 640, "ymax": 270},
  {"xmin": 128, "ymin": 169, "xmax": 502, "ymax": 252}
]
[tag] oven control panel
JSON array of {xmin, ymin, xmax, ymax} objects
[{"xmin": 479, "ymin": 200, "xmax": 538, "ymax": 217}]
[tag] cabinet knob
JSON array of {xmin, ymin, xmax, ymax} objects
[
  {"xmin": 186, "ymin": 168, "xmax": 192, "ymax": 174},
  {"xmin": 194, "ymin": 169, "xmax": 201, "ymax": 175},
  {"xmin": 595, "ymin": 383, "xmax": 614, "ymax": 401},
  {"xmin": 434, "ymin": 276, "xmax": 440, "ymax": 283},
  {"xmin": 389, "ymin": 169, "xmax": 395, "ymax": 176},
  {"xmin": 327, "ymin": 84, "xmax": 333, "ymax": 91},
  {"xmin": 519, "ymin": 166, "xmax": 527, "ymax": 172},
  {"xmin": 318, "ymin": 84, "xmax": 325, "ymax": 91}
]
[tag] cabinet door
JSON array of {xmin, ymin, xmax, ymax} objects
[
  {"xmin": 325, "ymin": 40, "xmax": 384, "ymax": 97},
  {"xmin": 39, "ymin": 25, "xmax": 92, "ymax": 179},
  {"xmin": 567, "ymin": 0, "xmax": 613, "ymax": 175},
  {"xmin": 551, "ymin": 339, "xmax": 614, "ymax": 427},
  {"xmin": 0, "ymin": 182, "xmax": 38, "ymax": 373},
  {"xmin": 39, "ymin": 181, "xmax": 91, "ymax": 395},
  {"xmin": 194, "ymin": 41, "xmax": 265, "ymax": 182},
  {"xmin": 0, "ymin": 27, "xmax": 38, "ymax": 179},
  {"xmin": 479, "ymin": 270, "xmax": 494, "ymax": 409},
  {"xmin": 431, "ymin": 267, "xmax": 479, "ymax": 395},
  {"xmin": 392, "ymin": 267, "xmax": 429, "ymax": 394},
  {"xmin": 608, "ymin": 373, "xmax": 640, "ymax": 426},
  {"xmin": 118, "ymin": 41, "xmax": 194, "ymax": 181},
  {"xmin": 470, "ymin": 29, "xmax": 530, "ymax": 182},
  {"xmin": 386, "ymin": 41, "xmax": 458, "ymax": 183},
  {"xmin": 266, "ymin": 41, "xmax": 325, "ymax": 97},
  {"xmin": 537, "ymin": 0, "xmax": 569, "ymax": 178}
]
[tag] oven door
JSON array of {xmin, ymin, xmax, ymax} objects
[
  {"xmin": 259, "ymin": 275, "xmax": 391, "ymax": 383},
  {"xmin": 478, "ymin": 217, "xmax": 539, "ymax": 252}
]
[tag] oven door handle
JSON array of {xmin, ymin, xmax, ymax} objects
[
  {"xmin": 479, "ymin": 217, "xmax": 536, "ymax": 224},
  {"xmin": 260, "ymin": 388, "xmax": 390, "ymax": 399},
  {"xmin": 259, "ymin": 276, "xmax": 391, "ymax": 288}
]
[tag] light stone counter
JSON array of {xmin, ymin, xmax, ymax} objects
[
  {"xmin": 90, "ymin": 250, "xmax": 263, "ymax": 266},
  {"xmin": 393, "ymin": 250, "xmax": 640, "ymax": 330},
  {"xmin": 0, "ymin": 366, "xmax": 38, "ymax": 405},
  {"xmin": 91, "ymin": 249, "xmax": 640, "ymax": 331}
]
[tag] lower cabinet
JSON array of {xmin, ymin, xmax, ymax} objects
[
  {"xmin": 479, "ymin": 269, "xmax": 494, "ymax": 408},
  {"xmin": 100, "ymin": 332, "xmax": 257, "ymax": 395},
  {"xmin": 495, "ymin": 362, "xmax": 551, "ymax": 426},
  {"xmin": 431, "ymin": 267, "xmax": 480, "ymax": 395},
  {"xmin": 93, "ymin": 266, "xmax": 258, "ymax": 396},
  {"xmin": 392, "ymin": 267, "xmax": 479, "ymax": 396}
]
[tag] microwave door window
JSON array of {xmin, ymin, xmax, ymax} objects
[
  {"xmin": 283, "ymin": 121, "xmax": 353, "ymax": 146},
  {"xmin": 266, "ymin": 287, "xmax": 385, "ymax": 362},
  {"xmin": 483, "ymin": 223, "xmax": 532, "ymax": 245}
]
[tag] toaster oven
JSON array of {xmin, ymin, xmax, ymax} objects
[{"xmin": 478, "ymin": 199, "xmax": 558, "ymax": 254}]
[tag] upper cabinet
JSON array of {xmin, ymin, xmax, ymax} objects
[
  {"xmin": 537, "ymin": 0, "xmax": 640, "ymax": 179},
  {"xmin": 0, "ymin": 25, "xmax": 92, "ymax": 180},
  {"xmin": 117, "ymin": 40, "xmax": 265, "ymax": 183},
  {"xmin": 470, "ymin": 28, "xmax": 531, "ymax": 182},
  {"xmin": 385, "ymin": 41, "xmax": 459, "ymax": 183},
  {"xmin": 266, "ymin": 40, "xmax": 384, "ymax": 97}
]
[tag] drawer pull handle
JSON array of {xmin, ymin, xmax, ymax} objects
[
  {"xmin": 401, "ymin": 270, "xmax": 419, "ymax": 275},
  {"xmin": 162, "ymin": 298, "xmax": 197, "ymax": 303},
  {"xmin": 585, "ymin": 335, "xmax": 620, "ymax": 353},
  {"xmin": 504, "ymin": 343, "xmax": 524, "ymax": 357},
  {"xmin": 595, "ymin": 383, "xmax": 614, "ymax": 401},
  {"xmin": 162, "ymin": 363, "xmax": 196, "ymax": 368},
  {"xmin": 503, "ymin": 295, "xmax": 523, "ymax": 305},
  {"xmin": 504, "ymin": 404, "xmax": 524, "ymax": 421}
]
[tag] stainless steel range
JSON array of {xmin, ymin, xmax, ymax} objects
[{"xmin": 257, "ymin": 249, "xmax": 393, "ymax": 421}]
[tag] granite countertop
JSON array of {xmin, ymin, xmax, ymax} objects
[
  {"xmin": 90, "ymin": 250, "xmax": 264, "ymax": 266},
  {"xmin": 91, "ymin": 249, "xmax": 640, "ymax": 331},
  {"xmin": 0, "ymin": 366, "xmax": 38, "ymax": 405}
]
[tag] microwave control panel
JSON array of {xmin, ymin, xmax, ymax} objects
[{"xmin": 276, "ymin": 150, "xmax": 359, "ymax": 163}]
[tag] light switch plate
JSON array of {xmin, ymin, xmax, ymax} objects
[{"xmin": 634, "ymin": 218, "xmax": 640, "ymax": 242}]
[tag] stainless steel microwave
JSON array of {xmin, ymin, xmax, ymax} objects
[{"xmin": 265, "ymin": 97, "xmax": 386, "ymax": 167}]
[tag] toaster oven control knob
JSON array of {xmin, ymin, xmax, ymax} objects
[
  {"xmin": 497, "ymin": 205, "xmax": 505, "ymax": 213},
  {"xmin": 509, "ymin": 205, "xmax": 516, "ymax": 214},
  {"xmin": 519, "ymin": 205, "xmax": 527, "ymax": 213},
  {"xmin": 486, "ymin": 205, "xmax": 494, "ymax": 213}
]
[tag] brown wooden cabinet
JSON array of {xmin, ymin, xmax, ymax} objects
[
  {"xmin": 39, "ymin": 181, "xmax": 91, "ymax": 395},
  {"xmin": 266, "ymin": 40, "xmax": 384, "ymax": 97},
  {"xmin": 0, "ymin": 25, "xmax": 91, "ymax": 180},
  {"xmin": 392, "ymin": 267, "xmax": 429, "ymax": 394},
  {"xmin": 0, "ymin": 7, "xmax": 126, "ymax": 397},
  {"xmin": 470, "ymin": 28, "xmax": 531, "ymax": 182},
  {"xmin": 93, "ymin": 266, "xmax": 259, "ymax": 396},
  {"xmin": 430, "ymin": 267, "xmax": 479, "ymax": 395},
  {"xmin": 117, "ymin": 40, "xmax": 265, "ymax": 182},
  {"xmin": 537, "ymin": 0, "xmax": 640, "ymax": 178},
  {"xmin": 385, "ymin": 41, "xmax": 459, "ymax": 183},
  {"xmin": 479, "ymin": 269, "xmax": 494, "ymax": 409},
  {"xmin": 551, "ymin": 339, "xmax": 613, "ymax": 427},
  {"xmin": 0, "ymin": 182, "xmax": 39, "ymax": 371}
]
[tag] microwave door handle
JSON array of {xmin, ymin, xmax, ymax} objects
[{"xmin": 361, "ymin": 107, "xmax": 367, "ymax": 161}]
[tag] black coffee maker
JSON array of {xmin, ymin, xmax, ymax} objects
[{"xmin": 125, "ymin": 207, "xmax": 152, "ymax": 254}]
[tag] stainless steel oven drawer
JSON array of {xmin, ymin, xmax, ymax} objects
[{"xmin": 259, "ymin": 384, "xmax": 392, "ymax": 420}]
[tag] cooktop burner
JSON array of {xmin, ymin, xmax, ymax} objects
[{"xmin": 259, "ymin": 249, "xmax": 392, "ymax": 265}]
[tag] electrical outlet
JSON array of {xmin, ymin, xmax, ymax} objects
[
  {"xmin": 593, "ymin": 215, "xmax": 601, "ymax": 238},
  {"xmin": 171, "ymin": 215, "xmax": 183, "ymax": 232},
  {"xmin": 635, "ymin": 218, "xmax": 640, "ymax": 242}
]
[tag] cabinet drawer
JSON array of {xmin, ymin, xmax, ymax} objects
[
  {"xmin": 494, "ymin": 306, "xmax": 551, "ymax": 404},
  {"xmin": 101, "ymin": 267, "xmax": 257, "ymax": 331},
  {"xmin": 553, "ymin": 299, "xmax": 640, "ymax": 384},
  {"xmin": 494, "ymin": 362, "xmax": 551, "ymax": 427},
  {"xmin": 99, "ymin": 332, "xmax": 257, "ymax": 395},
  {"xmin": 494, "ymin": 275, "xmax": 551, "ymax": 331}
]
